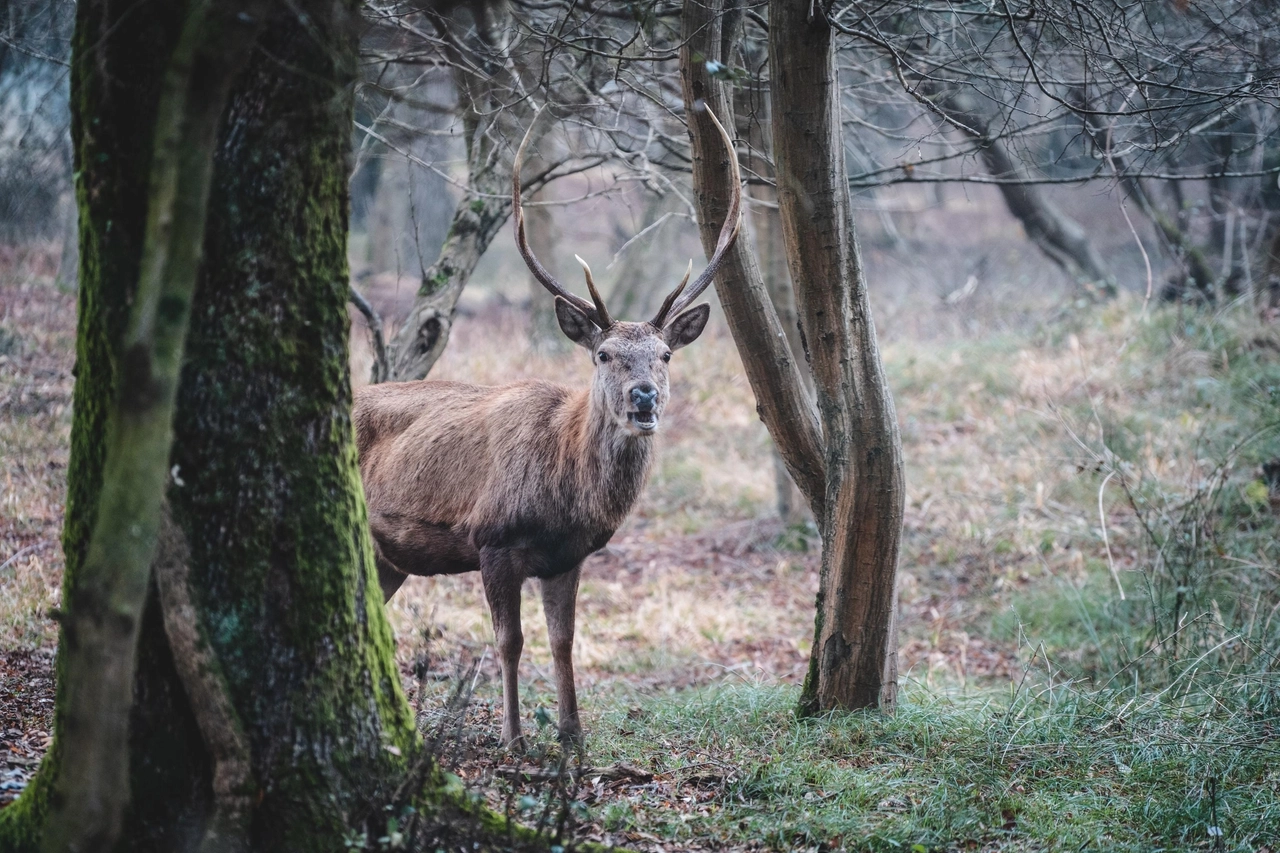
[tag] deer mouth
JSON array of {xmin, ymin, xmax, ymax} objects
[{"xmin": 628, "ymin": 411, "xmax": 658, "ymax": 432}]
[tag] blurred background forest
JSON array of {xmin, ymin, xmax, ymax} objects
[{"xmin": 3, "ymin": 0, "xmax": 1280, "ymax": 849}]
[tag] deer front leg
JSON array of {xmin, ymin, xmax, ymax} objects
[
  {"xmin": 480, "ymin": 549, "xmax": 526, "ymax": 750},
  {"xmin": 540, "ymin": 565, "xmax": 581, "ymax": 744},
  {"xmin": 375, "ymin": 555, "xmax": 408, "ymax": 603}
]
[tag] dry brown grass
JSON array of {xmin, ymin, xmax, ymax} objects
[
  {"xmin": 3, "ymin": 250, "xmax": 1268, "ymax": 711},
  {"xmin": 0, "ymin": 248, "xmax": 73, "ymax": 654}
]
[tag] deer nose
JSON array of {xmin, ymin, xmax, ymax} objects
[{"xmin": 630, "ymin": 384, "xmax": 658, "ymax": 411}]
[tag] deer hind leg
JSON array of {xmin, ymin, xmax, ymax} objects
[
  {"xmin": 480, "ymin": 549, "xmax": 526, "ymax": 750},
  {"xmin": 540, "ymin": 566, "xmax": 582, "ymax": 744}
]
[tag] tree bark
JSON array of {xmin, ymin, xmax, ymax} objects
[
  {"xmin": 1, "ymin": 3, "xmax": 420, "ymax": 849},
  {"xmin": 41, "ymin": 1, "xmax": 268, "ymax": 846},
  {"xmin": 680, "ymin": 2, "xmax": 826, "ymax": 520},
  {"xmin": 383, "ymin": 3, "xmax": 532, "ymax": 382},
  {"xmin": 767, "ymin": 0, "xmax": 904, "ymax": 712},
  {"xmin": 681, "ymin": 0, "xmax": 903, "ymax": 713}
]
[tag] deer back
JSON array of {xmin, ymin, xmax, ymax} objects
[{"xmin": 354, "ymin": 378, "xmax": 652, "ymax": 575}]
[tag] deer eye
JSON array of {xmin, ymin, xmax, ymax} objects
[
  {"xmin": 597, "ymin": 351, "xmax": 610, "ymax": 363},
  {"xmin": 662, "ymin": 351, "xmax": 672, "ymax": 363}
]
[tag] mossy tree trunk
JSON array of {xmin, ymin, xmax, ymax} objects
[{"xmin": 1, "ymin": 2, "xmax": 426, "ymax": 850}]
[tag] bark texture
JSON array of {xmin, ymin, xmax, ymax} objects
[
  {"xmin": 42, "ymin": 1, "xmax": 264, "ymax": 847},
  {"xmin": 768, "ymin": 0, "xmax": 905, "ymax": 713},
  {"xmin": 1, "ymin": 2, "xmax": 420, "ymax": 850},
  {"xmin": 160, "ymin": 3, "xmax": 417, "ymax": 845},
  {"xmin": 681, "ymin": 0, "xmax": 903, "ymax": 713},
  {"xmin": 0, "ymin": 0, "xmax": 184, "ymax": 846},
  {"xmin": 680, "ymin": 1, "xmax": 826, "ymax": 520}
]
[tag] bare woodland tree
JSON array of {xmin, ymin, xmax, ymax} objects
[
  {"xmin": 831, "ymin": 0, "xmax": 1280, "ymax": 301},
  {"xmin": 683, "ymin": 0, "xmax": 904, "ymax": 712}
]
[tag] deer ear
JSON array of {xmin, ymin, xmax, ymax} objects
[
  {"xmin": 663, "ymin": 303, "xmax": 710, "ymax": 351},
  {"xmin": 555, "ymin": 296, "xmax": 601, "ymax": 350}
]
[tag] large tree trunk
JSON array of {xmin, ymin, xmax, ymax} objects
[
  {"xmin": 1, "ymin": 3, "xmax": 425, "ymax": 849},
  {"xmin": 39, "ymin": 2, "xmax": 267, "ymax": 848},
  {"xmin": 681, "ymin": 0, "xmax": 903, "ymax": 713}
]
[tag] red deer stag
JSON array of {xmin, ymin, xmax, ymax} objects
[{"xmin": 354, "ymin": 107, "xmax": 741, "ymax": 748}]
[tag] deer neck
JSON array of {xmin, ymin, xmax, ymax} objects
[{"xmin": 568, "ymin": 386, "xmax": 653, "ymax": 526}]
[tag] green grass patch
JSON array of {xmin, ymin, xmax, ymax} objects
[{"xmin": 579, "ymin": 682, "xmax": 1280, "ymax": 852}]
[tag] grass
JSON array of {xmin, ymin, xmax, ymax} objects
[
  {"xmin": 580, "ymin": 680, "xmax": 1280, "ymax": 852},
  {"xmin": 0, "ymin": 252, "xmax": 73, "ymax": 652},
  {"xmin": 5, "ymin": 244, "xmax": 1280, "ymax": 849},
  {"xmin": 383, "ymin": 290, "xmax": 1280, "ymax": 851},
  {"xmin": 432, "ymin": 673, "xmax": 1278, "ymax": 852}
]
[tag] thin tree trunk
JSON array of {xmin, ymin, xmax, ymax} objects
[
  {"xmin": 743, "ymin": 65, "xmax": 807, "ymax": 524},
  {"xmin": 681, "ymin": 0, "xmax": 902, "ymax": 713},
  {"xmin": 1076, "ymin": 105, "xmax": 1217, "ymax": 297},
  {"xmin": 680, "ymin": 1, "xmax": 826, "ymax": 520},
  {"xmin": 768, "ymin": 0, "xmax": 904, "ymax": 713},
  {"xmin": 385, "ymin": 187, "xmax": 510, "ymax": 381},
  {"xmin": 384, "ymin": 3, "xmax": 529, "ymax": 382}
]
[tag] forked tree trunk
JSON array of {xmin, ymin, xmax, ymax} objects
[
  {"xmin": 768, "ymin": 0, "xmax": 904, "ymax": 713},
  {"xmin": 681, "ymin": 0, "xmax": 904, "ymax": 712},
  {"xmin": 383, "ymin": 3, "xmax": 532, "ymax": 382}
]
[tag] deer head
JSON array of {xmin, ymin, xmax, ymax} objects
[{"xmin": 512, "ymin": 107, "xmax": 742, "ymax": 436}]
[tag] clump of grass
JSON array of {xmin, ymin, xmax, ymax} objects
[
  {"xmin": 988, "ymin": 300, "xmax": 1280, "ymax": 696},
  {"xmin": 0, "ymin": 273, "xmax": 74, "ymax": 652},
  {"xmin": 583, "ymin": 677, "xmax": 1279, "ymax": 852}
]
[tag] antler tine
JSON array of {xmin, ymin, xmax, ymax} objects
[
  {"xmin": 573, "ymin": 255, "xmax": 614, "ymax": 328},
  {"xmin": 652, "ymin": 104, "xmax": 743, "ymax": 327},
  {"xmin": 513, "ymin": 109, "xmax": 605, "ymax": 327},
  {"xmin": 649, "ymin": 260, "xmax": 692, "ymax": 329}
]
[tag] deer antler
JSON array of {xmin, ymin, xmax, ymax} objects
[
  {"xmin": 651, "ymin": 104, "xmax": 742, "ymax": 328},
  {"xmin": 513, "ymin": 110, "xmax": 611, "ymax": 329},
  {"xmin": 573, "ymin": 255, "xmax": 614, "ymax": 328}
]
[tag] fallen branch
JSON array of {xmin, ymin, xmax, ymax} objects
[{"xmin": 493, "ymin": 762, "xmax": 654, "ymax": 784}]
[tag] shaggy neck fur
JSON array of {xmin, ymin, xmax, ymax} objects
[{"xmin": 562, "ymin": 384, "xmax": 654, "ymax": 531}]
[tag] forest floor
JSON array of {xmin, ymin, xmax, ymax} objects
[{"xmin": 3, "ymin": 256, "xmax": 1279, "ymax": 851}]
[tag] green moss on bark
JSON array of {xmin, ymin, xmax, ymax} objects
[
  {"xmin": 156, "ymin": 3, "xmax": 414, "ymax": 846},
  {"xmin": 0, "ymin": 2, "xmax": 186, "ymax": 848}
]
